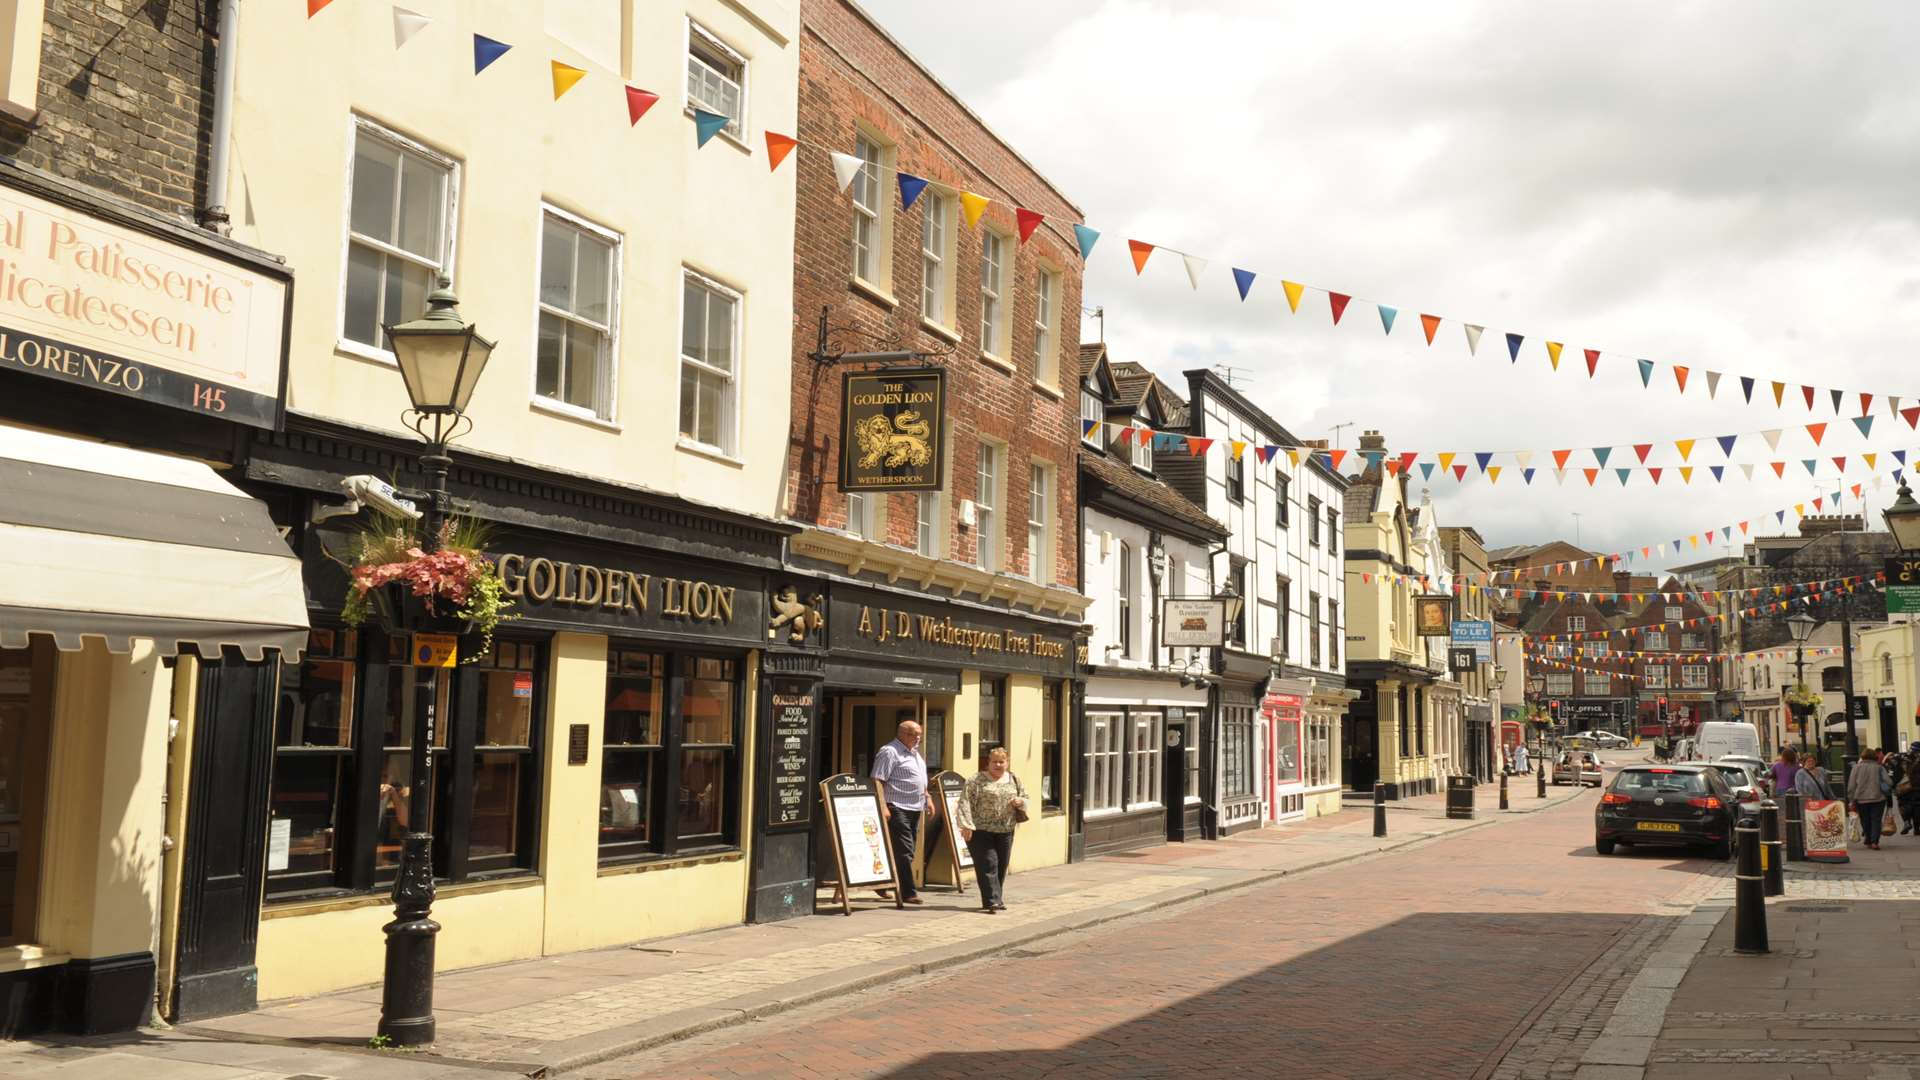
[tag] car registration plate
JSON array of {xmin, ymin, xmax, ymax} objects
[{"xmin": 1635, "ymin": 822, "xmax": 1682, "ymax": 833}]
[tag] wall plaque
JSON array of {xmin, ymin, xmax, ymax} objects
[
  {"xmin": 766, "ymin": 678, "xmax": 817, "ymax": 830},
  {"xmin": 839, "ymin": 368, "xmax": 946, "ymax": 493}
]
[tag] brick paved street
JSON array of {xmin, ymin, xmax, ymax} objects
[{"xmin": 593, "ymin": 785, "xmax": 1732, "ymax": 1080}]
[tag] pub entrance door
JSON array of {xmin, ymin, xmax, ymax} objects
[
  {"xmin": 819, "ymin": 694, "xmax": 954, "ymax": 781},
  {"xmin": 1343, "ymin": 714, "xmax": 1378, "ymax": 791}
]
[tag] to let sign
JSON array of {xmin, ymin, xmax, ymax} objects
[
  {"xmin": 840, "ymin": 369, "xmax": 946, "ymax": 492},
  {"xmin": 1886, "ymin": 557, "xmax": 1920, "ymax": 614}
]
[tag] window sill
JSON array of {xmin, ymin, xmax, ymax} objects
[
  {"xmin": 1033, "ymin": 381, "xmax": 1064, "ymax": 400},
  {"xmin": 531, "ymin": 397, "xmax": 622, "ymax": 432},
  {"xmin": 683, "ymin": 107, "xmax": 751, "ymax": 154},
  {"xmin": 677, "ymin": 437, "xmax": 745, "ymax": 467},
  {"xmin": 849, "ymin": 276, "xmax": 899, "ymax": 310},
  {"xmin": 336, "ymin": 338, "xmax": 398, "ymax": 367},
  {"xmin": 598, "ymin": 847, "xmax": 743, "ymax": 877},
  {"xmin": 978, "ymin": 351, "xmax": 1016, "ymax": 375},
  {"xmin": 262, "ymin": 870, "xmax": 540, "ymax": 918},
  {"xmin": 0, "ymin": 945, "xmax": 70, "ymax": 974},
  {"xmin": 919, "ymin": 317, "xmax": 961, "ymax": 345},
  {"xmin": 1042, "ymin": 806, "xmax": 1066, "ymax": 818}
]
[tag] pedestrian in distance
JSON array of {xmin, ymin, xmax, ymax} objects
[
  {"xmin": 1900, "ymin": 742, "xmax": 1920, "ymax": 835},
  {"xmin": 1792, "ymin": 753, "xmax": 1832, "ymax": 800},
  {"xmin": 1846, "ymin": 747, "xmax": 1891, "ymax": 850},
  {"xmin": 870, "ymin": 719, "xmax": 935, "ymax": 905},
  {"xmin": 1513, "ymin": 742, "xmax": 1531, "ymax": 776},
  {"xmin": 956, "ymin": 745, "xmax": 1027, "ymax": 913},
  {"xmin": 1770, "ymin": 747, "xmax": 1801, "ymax": 796}
]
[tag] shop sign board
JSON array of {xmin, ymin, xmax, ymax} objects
[
  {"xmin": 766, "ymin": 679, "xmax": 817, "ymax": 830},
  {"xmin": 1887, "ymin": 557, "xmax": 1920, "ymax": 614},
  {"xmin": 839, "ymin": 368, "xmax": 947, "ymax": 492},
  {"xmin": 817, "ymin": 773, "xmax": 905, "ymax": 914},
  {"xmin": 828, "ymin": 585, "xmax": 1079, "ymax": 679},
  {"xmin": 488, "ymin": 534, "xmax": 766, "ymax": 646},
  {"xmin": 937, "ymin": 770, "xmax": 974, "ymax": 873},
  {"xmin": 1415, "ymin": 595, "xmax": 1454, "ymax": 637},
  {"xmin": 1450, "ymin": 619, "xmax": 1493, "ymax": 659},
  {"xmin": 1162, "ymin": 598, "xmax": 1227, "ymax": 647},
  {"xmin": 0, "ymin": 182, "xmax": 289, "ymax": 427}
]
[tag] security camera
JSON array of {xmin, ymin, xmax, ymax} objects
[{"xmin": 343, "ymin": 475, "xmax": 421, "ymax": 521}]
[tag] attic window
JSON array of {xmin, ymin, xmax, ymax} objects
[{"xmin": 1081, "ymin": 383, "xmax": 1102, "ymax": 445}]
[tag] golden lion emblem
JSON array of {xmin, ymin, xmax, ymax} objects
[{"xmin": 854, "ymin": 410, "xmax": 933, "ymax": 469}]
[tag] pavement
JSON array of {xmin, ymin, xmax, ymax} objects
[{"xmin": 0, "ymin": 774, "xmax": 1586, "ymax": 1079}]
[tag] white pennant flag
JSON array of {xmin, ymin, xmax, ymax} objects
[
  {"xmin": 1463, "ymin": 324, "xmax": 1484, "ymax": 355},
  {"xmin": 1182, "ymin": 254, "xmax": 1208, "ymax": 290},
  {"xmin": 1891, "ymin": 395, "xmax": 1904, "ymax": 418},
  {"xmin": 1553, "ymin": 468, "xmax": 1567, "ymax": 486},
  {"xmin": 1514, "ymin": 449, "xmax": 1534, "ymax": 469},
  {"xmin": 1876, "ymin": 476, "xmax": 1886, "ymax": 490},
  {"xmin": 1704, "ymin": 370, "xmax": 1721, "ymax": 399},
  {"xmin": 392, "ymin": 4, "xmax": 431, "ymax": 47},
  {"xmin": 1761, "ymin": 428, "xmax": 1783, "ymax": 451},
  {"xmin": 831, "ymin": 152, "xmax": 865, "ymax": 193},
  {"xmin": 1740, "ymin": 463, "xmax": 1755, "ymax": 481}
]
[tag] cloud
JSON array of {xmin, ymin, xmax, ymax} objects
[{"xmin": 858, "ymin": 0, "xmax": 1920, "ymax": 567}]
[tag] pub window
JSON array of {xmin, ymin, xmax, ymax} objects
[
  {"xmin": 467, "ymin": 641, "xmax": 541, "ymax": 872},
  {"xmin": 1026, "ymin": 462, "xmax": 1051, "ymax": 585},
  {"xmin": 1116, "ymin": 541, "xmax": 1134, "ymax": 658},
  {"xmin": 1821, "ymin": 666, "xmax": 1845, "ymax": 692},
  {"xmin": 342, "ymin": 119, "xmax": 457, "ymax": 352},
  {"xmin": 1041, "ymin": 681, "xmax": 1064, "ymax": 809},
  {"xmin": 850, "ymin": 133, "xmax": 892, "ymax": 286},
  {"xmin": 920, "ymin": 191, "xmax": 954, "ymax": 326},
  {"xmin": 1034, "ymin": 267, "xmax": 1060, "ymax": 387},
  {"xmin": 978, "ymin": 676, "xmax": 1006, "ymax": 756},
  {"xmin": 1222, "ymin": 705, "xmax": 1254, "ymax": 798},
  {"xmin": 1645, "ymin": 631, "xmax": 1668, "ymax": 651},
  {"xmin": 599, "ymin": 648, "xmax": 741, "ymax": 862},
  {"xmin": 1129, "ymin": 710, "xmax": 1163, "ymax": 808},
  {"xmin": 269, "ymin": 628, "xmax": 357, "ymax": 894},
  {"xmin": 1327, "ymin": 599, "xmax": 1339, "ymax": 668},
  {"xmin": 979, "ymin": 228, "xmax": 1009, "ymax": 357},
  {"xmin": 1088, "ymin": 712, "xmax": 1122, "ymax": 813},
  {"xmin": 976, "ymin": 440, "xmax": 1002, "ymax": 573},
  {"xmin": 1178, "ymin": 713, "xmax": 1200, "ymax": 804}
]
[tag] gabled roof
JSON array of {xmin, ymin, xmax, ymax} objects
[
  {"xmin": 1079, "ymin": 447, "xmax": 1228, "ymax": 541},
  {"xmin": 1111, "ymin": 361, "xmax": 1156, "ymax": 409},
  {"xmin": 1078, "ymin": 342, "xmax": 1108, "ymax": 382}
]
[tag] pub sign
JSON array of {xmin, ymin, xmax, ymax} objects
[{"xmin": 840, "ymin": 368, "xmax": 947, "ymax": 493}]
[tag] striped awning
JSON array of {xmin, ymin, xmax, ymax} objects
[{"xmin": 0, "ymin": 423, "xmax": 308, "ymax": 661}]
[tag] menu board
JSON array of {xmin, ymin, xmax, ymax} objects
[
  {"xmin": 1804, "ymin": 798, "xmax": 1850, "ymax": 863},
  {"xmin": 766, "ymin": 680, "xmax": 817, "ymax": 830},
  {"xmin": 821, "ymin": 773, "xmax": 896, "ymax": 889},
  {"xmin": 938, "ymin": 771, "xmax": 974, "ymax": 871}
]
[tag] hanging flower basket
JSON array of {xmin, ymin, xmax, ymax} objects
[
  {"xmin": 1785, "ymin": 683, "xmax": 1822, "ymax": 711},
  {"xmin": 339, "ymin": 517, "xmax": 512, "ymax": 658}
]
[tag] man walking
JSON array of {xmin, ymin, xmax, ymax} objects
[{"xmin": 872, "ymin": 719, "xmax": 933, "ymax": 904}]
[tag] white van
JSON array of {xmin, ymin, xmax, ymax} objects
[{"xmin": 1692, "ymin": 721, "xmax": 1761, "ymax": 763}]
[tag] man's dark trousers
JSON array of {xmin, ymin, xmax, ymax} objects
[{"xmin": 888, "ymin": 805, "xmax": 921, "ymax": 900}]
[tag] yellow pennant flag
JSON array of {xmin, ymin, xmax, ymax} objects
[
  {"xmin": 1286, "ymin": 449, "xmax": 1300, "ymax": 467},
  {"xmin": 1865, "ymin": 452, "xmax": 1878, "ymax": 469},
  {"xmin": 1545, "ymin": 341, "xmax": 1563, "ymax": 370},
  {"xmin": 1488, "ymin": 465, "xmax": 1502, "ymax": 483},
  {"xmin": 1679, "ymin": 466, "xmax": 1693, "ymax": 484},
  {"xmin": 1282, "ymin": 281, "xmax": 1305, "ymax": 313},
  {"xmin": 1794, "ymin": 502, "xmax": 1806, "ymax": 517},
  {"xmin": 1438, "ymin": 452, "xmax": 1456, "ymax": 472},
  {"xmin": 1230, "ymin": 441, "xmax": 1248, "ymax": 460},
  {"xmin": 551, "ymin": 60, "xmax": 588, "ymax": 99},
  {"xmin": 1675, "ymin": 438, "xmax": 1694, "ymax": 461},
  {"xmin": 959, "ymin": 191, "xmax": 990, "ymax": 230}
]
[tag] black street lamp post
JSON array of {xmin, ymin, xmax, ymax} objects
[
  {"xmin": 376, "ymin": 280, "xmax": 496, "ymax": 1048},
  {"xmin": 1786, "ymin": 611, "xmax": 1815, "ymax": 758}
]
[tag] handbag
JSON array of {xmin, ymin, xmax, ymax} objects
[{"xmin": 1008, "ymin": 773, "xmax": 1030, "ymax": 824}]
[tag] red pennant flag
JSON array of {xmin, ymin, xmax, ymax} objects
[
  {"xmin": 1115, "ymin": 426, "xmax": 1134, "ymax": 445},
  {"xmin": 1187, "ymin": 437, "xmax": 1214, "ymax": 456},
  {"xmin": 1853, "ymin": 483, "xmax": 1864, "ymax": 498},
  {"xmin": 1552, "ymin": 449, "xmax": 1572, "ymax": 468},
  {"xmin": 1802, "ymin": 385, "xmax": 1816, "ymax": 409},
  {"xmin": 1814, "ymin": 497, "xmax": 1825, "ymax": 511},
  {"xmin": 1648, "ymin": 467, "xmax": 1663, "ymax": 484},
  {"xmin": 1128, "ymin": 240, "xmax": 1155, "ymax": 274},
  {"xmin": 1328, "ymin": 449, "xmax": 1348, "ymax": 470},
  {"xmin": 1806, "ymin": 422, "xmax": 1826, "ymax": 445},
  {"xmin": 1328, "ymin": 292, "xmax": 1352, "ymax": 324},
  {"xmin": 1739, "ymin": 521, "xmax": 1750, "ymax": 534},
  {"xmin": 625, "ymin": 86, "xmax": 661, "ymax": 125},
  {"xmin": 1584, "ymin": 349, "xmax": 1600, "ymax": 377},
  {"xmin": 764, "ymin": 132, "xmax": 798, "ymax": 170},
  {"xmin": 1633, "ymin": 443, "xmax": 1653, "ymax": 463},
  {"xmin": 308, "ymin": 0, "xmax": 333, "ymax": 14},
  {"xmin": 1015, "ymin": 208, "xmax": 1044, "ymax": 243},
  {"xmin": 1770, "ymin": 461, "xmax": 1786, "ymax": 477},
  {"xmin": 1673, "ymin": 365, "xmax": 1690, "ymax": 393},
  {"xmin": 1453, "ymin": 464, "xmax": 1468, "ymax": 481},
  {"xmin": 1420, "ymin": 314, "xmax": 1441, "ymax": 344},
  {"xmin": 1861, "ymin": 392, "xmax": 1874, "ymax": 416},
  {"xmin": 1583, "ymin": 468, "xmax": 1599, "ymax": 486},
  {"xmin": 1398, "ymin": 451, "xmax": 1418, "ymax": 474},
  {"xmin": 1833, "ymin": 456, "xmax": 1847, "ymax": 473},
  {"xmin": 1904, "ymin": 406, "xmax": 1920, "ymax": 429}
]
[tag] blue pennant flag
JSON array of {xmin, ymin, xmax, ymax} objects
[
  {"xmin": 693, "ymin": 109, "xmax": 731, "ymax": 147},
  {"xmin": 1710, "ymin": 466, "xmax": 1724, "ymax": 482},
  {"xmin": 1233, "ymin": 268, "xmax": 1256, "ymax": 302},
  {"xmin": 1073, "ymin": 224, "xmax": 1101, "ymax": 259},
  {"xmin": 1636, "ymin": 359, "xmax": 1654, "ymax": 387},
  {"xmin": 1717, "ymin": 434, "xmax": 1737, "ymax": 457},
  {"xmin": 1896, "ymin": 450, "xmax": 1909, "ymax": 466},
  {"xmin": 1475, "ymin": 451, "xmax": 1494, "ymax": 472},
  {"xmin": 1378, "ymin": 304, "xmax": 1398, "ymax": 334},
  {"xmin": 1363, "ymin": 451, "xmax": 1384, "ymax": 470},
  {"xmin": 1593, "ymin": 447, "xmax": 1612, "ymax": 467},
  {"xmin": 1853, "ymin": 415, "xmax": 1875, "ymax": 438},
  {"xmin": 1082, "ymin": 419, "xmax": 1099, "ymax": 437},
  {"xmin": 1776, "ymin": 510, "xmax": 1788, "ymax": 524},
  {"xmin": 473, "ymin": 33, "xmax": 513, "ymax": 74},
  {"xmin": 1617, "ymin": 469, "xmax": 1632, "ymax": 485},
  {"xmin": 897, "ymin": 172, "xmax": 929, "ymax": 210},
  {"xmin": 1419, "ymin": 462, "xmax": 1435, "ymax": 480},
  {"xmin": 1740, "ymin": 375, "xmax": 1755, "ymax": 402},
  {"xmin": 1506, "ymin": 332, "xmax": 1524, "ymax": 363},
  {"xmin": 1803, "ymin": 459, "xmax": 1818, "ymax": 476},
  {"xmin": 1523, "ymin": 468, "xmax": 1535, "ymax": 485}
]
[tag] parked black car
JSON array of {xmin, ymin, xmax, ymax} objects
[{"xmin": 1594, "ymin": 764, "xmax": 1738, "ymax": 859}]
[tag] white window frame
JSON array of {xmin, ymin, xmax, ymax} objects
[
  {"xmin": 914, "ymin": 492, "xmax": 942, "ymax": 557},
  {"xmin": 850, "ymin": 132, "xmax": 893, "ymax": 289},
  {"xmin": 1681, "ymin": 664, "xmax": 1710, "ymax": 690},
  {"xmin": 338, "ymin": 116, "xmax": 460, "ymax": 363},
  {"xmin": 919, "ymin": 191, "xmax": 954, "ymax": 326},
  {"xmin": 1646, "ymin": 666, "xmax": 1670, "ymax": 689},
  {"xmin": 976, "ymin": 440, "xmax": 1002, "ymax": 573},
  {"xmin": 1080, "ymin": 384, "xmax": 1103, "ymax": 445},
  {"xmin": 1566, "ymin": 616, "xmax": 1586, "ymax": 632},
  {"xmin": 677, "ymin": 267, "xmax": 743, "ymax": 458},
  {"xmin": 1583, "ymin": 673, "xmax": 1611, "ymax": 696},
  {"xmin": 1665, "ymin": 605, "xmax": 1683, "ymax": 621},
  {"xmin": 979, "ymin": 228, "xmax": 1009, "ymax": 359},
  {"xmin": 847, "ymin": 491, "xmax": 881, "ymax": 541},
  {"xmin": 1646, "ymin": 631, "xmax": 1669, "ymax": 651},
  {"xmin": 1033, "ymin": 266, "xmax": 1060, "ymax": 387},
  {"xmin": 1544, "ymin": 673, "xmax": 1574, "ymax": 696},
  {"xmin": 684, "ymin": 19, "xmax": 747, "ymax": 140},
  {"xmin": 1116, "ymin": 540, "xmax": 1133, "ymax": 658},
  {"xmin": 1128, "ymin": 712, "xmax": 1163, "ymax": 809},
  {"xmin": 1586, "ymin": 642, "xmax": 1610, "ymax": 657},
  {"xmin": 1129, "ymin": 425, "xmax": 1153, "ymax": 471},
  {"xmin": 1026, "ymin": 461, "xmax": 1051, "ymax": 585},
  {"xmin": 528, "ymin": 205, "xmax": 622, "ymax": 424},
  {"xmin": 1087, "ymin": 712, "xmax": 1123, "ymax": 815}
]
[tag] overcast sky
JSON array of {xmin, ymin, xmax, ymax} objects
[{"xmin": 860, "ymin": 0, "xmax": 1920, "ymax": 570}]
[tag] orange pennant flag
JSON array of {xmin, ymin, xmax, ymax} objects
[
  {"xmin": 1420, "ymin": 313, "xmax": 1441, "ymax": 344},
  {"xmin": 1583, "ymin": 468, "xmax": 1599, "ymax": 486},
  {"xmin": 308, "ymin": 0, "xmax": 333, "ymax": 14},
  {"xmin": 1673, "ymin": 365, "xmax": 1690, "ymax": 393},
  {"xmin": 1128, "ymin": 240, "xmax": 1154, "ymax": 275},
  {"xmin": 764, "ymin": 132, "xmax": 798, "ymax": 170},
  {"xmin": 1770, "ymin": 461, "xmax": 1786, "ymax": 477},
  {"xmin": 1806, "ymin": 422, "xmax": 1827, "ymax": 445}
]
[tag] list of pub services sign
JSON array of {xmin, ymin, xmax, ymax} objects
[{"xmin": 769, "ymin": 687, "xmax": 814, "ymax": 827}]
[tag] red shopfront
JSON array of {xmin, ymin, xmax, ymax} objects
[{"xmin": 1262, "ymin": 690, "xmax": 1306, "ymax": 822}]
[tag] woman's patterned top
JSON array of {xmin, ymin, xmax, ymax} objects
[{"xmin": 957, "ymin": 770, "xmax": 1027, "ymax": 834}]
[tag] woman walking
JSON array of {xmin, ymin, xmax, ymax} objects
[
  {"xmin": 1901, "ymin": 743, "xmax": 1920, "ymax": 835},
  {"xmin": 956, "ymin": 746, "xmax": 1027, "ymax": 913},
  {"xmin": 1847, "ymin": 748, "xmax": 1891, "ymax": 850}
]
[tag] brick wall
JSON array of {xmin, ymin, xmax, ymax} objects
[
  {"xmin": 0, "ymin": 0, "xmax": 213, "ymax": 220},
  {"xmin": 789, "ymin": 0, "xmax": 1084, "ymax": 587}
]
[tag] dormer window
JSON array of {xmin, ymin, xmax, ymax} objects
[
  {"xmin": 1080, "ymin": 382, "xmax": 1103, "ymax": 445},
  {"xmin": 1130, "ymin": 424, "xmax": 1153, "ymax": 470}
]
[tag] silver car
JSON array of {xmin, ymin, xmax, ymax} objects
[{"xmin": 1704, "ymin": 760, "xmax": 1765, "ymax": 818}]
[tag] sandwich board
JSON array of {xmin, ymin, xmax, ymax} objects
[{"xmin": 817, "ymin": 773, "xmax": 905, "ymax": 915}]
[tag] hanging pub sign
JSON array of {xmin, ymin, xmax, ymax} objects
[
  {"xmin": 1415, "ymin": 595, "xmax": 1454, "ymax": 637},
  {"xmin": 1162, "ymin": 597, "xmax": 1227, "ymax": 647},
  {"xmin": 840, "ymin": 368, "xmax": 947, "ymax": 493}
]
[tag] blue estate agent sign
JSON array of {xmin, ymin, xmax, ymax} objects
[{"xmin": 1450, "ymin": 619, "xmax": 1493, "ymax": 660}]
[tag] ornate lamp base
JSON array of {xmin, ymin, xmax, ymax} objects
[{"xmin": 377, "ymin": 831, "xmax": 440, "ymax": 1046}]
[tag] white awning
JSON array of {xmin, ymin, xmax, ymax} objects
[{"xmin": 0, "ymin": 423, "xmax": 307, "ymax": 661}]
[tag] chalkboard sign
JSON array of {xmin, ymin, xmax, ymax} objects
[
  {"xmin": 937, "ymin": 771, "xmax": 974, "ymax": 878},
  {"xmin": 766, "ymin": 679, "xmax": 817, "ymax": 830},
  {"xmin": 817, "ymin": 773, "xmax": 904, "ymax": 915}
]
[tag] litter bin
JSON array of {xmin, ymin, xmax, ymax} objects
[{"xmin": 1445, "ymin": 774, "xmax": 1475, "ymax": 820}]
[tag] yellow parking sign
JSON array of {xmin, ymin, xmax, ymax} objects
[{"xmin": 412, "ymin": 632, "xmax": 458, "ymax": 668}]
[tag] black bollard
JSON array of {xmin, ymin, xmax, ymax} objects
[
  {"xmin": 1782, "ymin": 791, "xmax": 1806, "ymax": 862},
  {"xmin": 1760, "ymin": 800, "xmax": 1785, "ymax": 897},
  {"xmin": 1733, "ymin": 815, "xmax": 1769, "ymax": 955},
  {"xmin": 1373, "ymin": 781, "xmax": 1388, "ymax": 838},
  {"xmin": 1536, "ymin": 758, "xmax": 1547, "ymax": 799},
  {"xmin": 1499, "ymin": 770, "xmax": 1510, "ymax": 810}
]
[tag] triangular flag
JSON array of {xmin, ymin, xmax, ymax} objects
[
  {"xmin": 693, "ymin": 109, "xmax": 731, "ymax": 147},
  {"xmin": 1438, "ymin": 452, "xmax": 1456, "ymax": 472},
  {"xmin": 1904, "ymin": 407, "xmax": 1920, "ymax": 430},
  {"xmin": 1861, "ymin": 392, "xmax": 1875, "ymax": 416},
  {"xmin": 473, "ymin": 34, "xmax": 513, "ymax": 74},
  {"xmin": 1636, "ymin": 359, "xmax": 1654, "ymax": 387},
  {"xmin": 1584, "ymin": 469, "xmax": 1600, "ymax": 485},
  {"xmin": 1188, "ymin": 438, "xmax": 1214, "ymax": 457},
  {"xmin": 1488, "ymin": 466, "xmax": 1503, "ymax": 484},
  {"xmin": 1673, "ymin": 365, "xmax": 1690, "ymax": 393},
  {"xmin": 1617, "ymin": 468, "xmax": 1633, "ymax": 485},
  {"xmin": 1648, "ymin": 467, "xmax": 1663, "ymax": 484},
  {"xmin": 1866, "ymin": 453, "xmax": 1878, "ymax": 469},
  {"xmin": 1128, "ymin": 240, "xmax": 1155, "ymax": 275},
  {"xmin": 1514, "ymin": 450, "xmax": 1534, "ymax": 468},
  {"xmin": 1283, "ymin": 281, "xmax": 1305, "ymax": 313},
  {"xmin": 1523, "ymin": 468, "xmax": 1535, "ymax": 484},
  {"xmin": 897, "ymin": 173, "xmax": 929, "ymax": 210},
  {"xmin": 1552, "ymin": 449, "xmax": 1573, "ymax": 468},
  {"xmin": 1830, "ymin": 388, "xmax": 1845, "ymax": 414},
  {"xmin": 1181, "ymin": 253, "xmax": 1207, "ymax": 289},
  {"xmin": 1421, "ymin": 314, "xmax": 1441, "ymax": 344},
  {"xmin": 1633, "ymin": 443, "xmax": 1653, "ymax": 463},
  {"xmin": 1833, "ymin": 456, "xmax": 1848, "ymax": 473},
  {"xmin": 1082, "ymin": 419, "xmax": 1101, "ymax": 438},
  {"xmin": 1716, "ymin": 434, "xmax": 1737, "ymax": 458},
  {"xmin": 1771, "ymin": 381, "xmax": 1786, "ymax": 407},
  {"xmin": 764, "ymin": 132, "xmax": 798, "ymax": 171},
  {"xmin": 1464, "ymin": 324, "xmax": 1484, "ymax": 355},
  {"xmin": 1740, "ymin": 375, "xmax": 1754, "ymax": 402},
  {"xmin": 1802, "ymin": 459, "xmax": 1818, "ymax": 476},
  {"xmin": 1853, "ymin": 415, "xmax": 1874, "ymax": 438},
  {"xmin": 551, "ymin": 60, "xmax": 588, "ymax": 99},
  {"xmin": 1593, "ymin": 447, "xmax": 1612, "ymax": 467},
  {"xmin": 1679, "ymin": 466, "xmax": 1694, "ymax": 484},
  {"xmin": 1545, "ymin": 341, "xmax": 1563, "ymax": 369},
  {"xmin": 1761, "ymin": 429, "xmax": 1783, "ymax": 451},
  {"xmin": 1071, "ymin": 223, "xmax": 1099, "ymax": 260},
  {"xmin": 309, "ymin": 0, "xmax": 334, "ymax": 16},
  {"xmin": 1328, "ymin": 292, "xmax": 1352, "ymax": 324},
  {"xmin": 392, "ymin": 5, "xmax": 430, "ymax": 46},
  {"xmin": 1475, "ymin": 452, "xmax": 1494, "ymax": 472},
  {"xmin": 1329, "ymin": 450, "xmax": 1349, "ymax": 470},
  {"xmin": 1802, "ymin": 385, "xmax": 1817, "ymax": 410},
  {"xmin": 1420, "ymin": 463, "xmax": 1436, "ymax": 480},
  {"xmin": 1378, "ymin": 304, "xmax": 1398, "ymax": 335},
  {"xmin": 1770, "ymin": 461, "xmax": 1786, "ymax": 478},
  {"xmin": 1453, "ymin": 464, "xmax": 1468, "ymax": 481},
  {"xmin": 1232, "ymin": 268, "xmax": 1256, "ymax": 301},
  {"xmin": 1806, "ymin": 422, "xmax": 1827, "ymax": 445},
  {"xmin": 1015, "ymin": 208, "xmax": 1044, "ymax": 244},
  {"xmin": 1675, "ymin": 438, "xmax": 1695, "ymax": 461},
  {"xmin": 1554, "ymin": 468, "xmax": 1567, "ymax": 485},
  {"xmin": 1705, "ymin": 370, "xmax": 1721, "ymax": 399},
  {"xmin": 1710, "ymin": 465, "xmax": 1724, "ymax": 482},
  {"xmin": 626, "ymin": 86, "xmax": 661, "ymax": 125},
  {"xmin": 1506, "ymin": 332, "xmax": 1524, "ymax": 363},
  {"xmin": 1891, "ymin": 395, "xmax": 1903, "ymax": 418},
  {"xmin": 831, "ymin": 152, "xmax": 864, "ymax": 193},
  {"xmin": 1584, "ymin": 348, "xmax": 1600, "ymax": 377},
  {"xmin": 948, "ymin": 192, "xmax": 986, "ymax": 229}
]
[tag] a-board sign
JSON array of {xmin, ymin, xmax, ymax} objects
[
  {"xmin": 766, "ymin": 679, "xmax": 817, "ymax": 830},
  {"xmin": 937, "ymin": 771, "xmax": 974, "ymax": 878},
  {"xmin": 817, "ymin": 773, "xmax": 903, "ymax": 914},
  {"xmin": 1803, "ymin": 798, "xmax": 1850, "ymax": 863}
]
